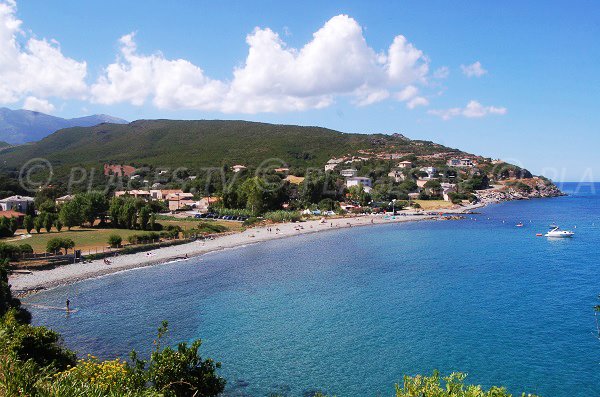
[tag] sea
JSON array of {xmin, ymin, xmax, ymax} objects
[{"xmin": 24, "ymin": 182, "xmax": 600, "ymax": 397}]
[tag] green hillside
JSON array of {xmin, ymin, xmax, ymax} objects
[
  {"xmin": 0, "ymin": 141, "xmax": 9, "ymax": 148},
  {"xmin": 0, "ymin": 120, "xmax": 464, "ymax": 173}
]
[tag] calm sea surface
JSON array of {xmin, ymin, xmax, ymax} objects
[{"xmin": 25, "ymin": 182, "xmax": 600, "ymax": 396}]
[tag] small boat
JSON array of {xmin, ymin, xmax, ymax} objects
[
  {"xmin": 544, "ymin": 226, "xmax": 575, "ymax": 238},
  {"xmin": 516, "ymin": 222, "xmax": 524, "ymax": 227}
]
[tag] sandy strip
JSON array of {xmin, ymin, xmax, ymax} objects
[{"xmin": 9, "ymin": 205, "xmax": 483, "ymax": 296}]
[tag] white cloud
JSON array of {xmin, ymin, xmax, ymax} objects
[
  {"xmin": 433, "ymin": 66, "xmax": 449, "ymax": 79},
  {"xmin": 0, "ymin": 0, "xmax": 87, "ymax": 105},
  {"xmin": 92, "ymin": 15, "xmax": 431, "ymax": 113},
  {"xmin": 428, "ymin": 100, "xmax": 506, "ymax": 120},
  {"xmin": 461, "ymin": 61, "xmax": 487, "ymax": 77},
  {"xmin": 407, "ymin": 96, "xmax": 429, "ymax": 109},
  {"xmin": 23, "ymin": 96, "xmax": 55, "ymax": 113}
]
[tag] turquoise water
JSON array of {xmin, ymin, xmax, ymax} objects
[{"xmin": 25, "ymin": 182, "xmax": 600, "ymax": 396}]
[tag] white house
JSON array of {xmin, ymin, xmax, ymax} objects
[
  {"xmin": 340, "ymin": 168, "xmax": 358, "ymax": 178},
  {"xmin": 447, "ymin": 158, "xmax": 474, "ymax": 167},
  {"xmin": 441, "ymin": 183, "xmax": 457, "ymax": 201},
  {"xmin": 387, "ymin": 168, "xmax": 406, "ymax": 183},
  {"xmin": 419, "ymin": 167, "xmax": 438, "ymax": 179},
  {"xmin": 325, "ymin": 163, "xmax": 337, "ymax": 172},
  {"xmin": 346, "ymin": 176, "xmax": 372, "ymax": 193},
  {"xmin": 232, "ymin": 165, "xmax": 247, "ymax": 173},
  {"xmin": 0, "ymin": 195, "xmax": 34, "ymax": 212}
]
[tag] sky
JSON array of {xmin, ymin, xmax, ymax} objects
[{"xmin": 1, "ymin": 0, "xmax": 599, "ymax": 181}]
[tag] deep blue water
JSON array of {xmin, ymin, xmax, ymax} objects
[{"xmin": 25, "ymin": 182, "xmax": 600, "ymax": 396}]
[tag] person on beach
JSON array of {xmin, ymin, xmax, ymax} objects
[{"xmin": 66, "ymin": 299, "xmax": 70, "ymax": 312}]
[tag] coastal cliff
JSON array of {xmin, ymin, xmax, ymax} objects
[{"xmin": 476, "ymin": 177, "xmax": 565, "ymax": 203}]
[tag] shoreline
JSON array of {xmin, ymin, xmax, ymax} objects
[{"xmin": 10, "ymin": 204, "xmax": 485, "ymax": 297}]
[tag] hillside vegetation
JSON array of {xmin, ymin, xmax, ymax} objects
[{"xmin": 0, "ymin": 120, "xmax": 464, "ymax": 173}]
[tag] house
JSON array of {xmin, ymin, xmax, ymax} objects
[
  {"xmin": 150, "ymin": 189, "xmax": 183, "ymax": 200},
  {"xmin": 397, "ymin": 160, "xmax": 413, "ymax": 169},
  {"xmin": 416, "ymin": 179, "xmax": 428, "ymax": 189},
  {"xmin": 408, "ymin": 192, "xmax": 420, "ymax": 200},
  {"xmin": 441, "ymin": 183, "xmax": 457, "ymax": 201},
  {"xmin": 274, "ymin": 167, "xmax": 289, "ymax": 173},
  {"xmin": 325, "ymin": 158, "xmax": 345, "ymax": 171},
  {"xmin": 55, "ymin": 195, "xmax": 74, "ymax": 205},
  {"xmin": 419, "ymin": 167, "xmax": 438, "ymax": 179},
  {"xmin": 0, "ymin": 195, "xmax": 34, "ymax": 212},
  {"xmin": 340, "ymin": 168, "xmax": 358, "ymax": 178},
  {"xmin": 114, "ymin": 190, "xmax": 151, "ymax": 199},
  {"xmin": 387, "ymin": 168, "xmax": 406, "ymax": 183},
  {"xmin": 232, "ymin": 165, "xmax": 247, "ymax": 173},
  {"xmin": 168, "ymin": 199, "xmax": 196, "ymax": 211},
  {"xmin": 0, "ymin": 210, "xmax": 25, "ymax": 227},
  {"xmin": 447, "ymin": 158, "xmax": 474, "ymax": 167},
  {"xmin": 196, "ymin": 196, "xmax": 219, "ymax": 211},
  {"xmin": 346, "ymin": 177, "xmax": 372, "ymax": 193},
  {"xmin": 165, "ymin": 192, "xmax": 194, "ymax": 201}
]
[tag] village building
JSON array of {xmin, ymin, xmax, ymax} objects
[
  {"xmin": 397, "ymin": 160, "xmax": 413, "ymax": 169},
  {"xmin": 114, "ymin": 190, "xmax": 151, "ymax": 199},
  {"xmin": 387, "ymin": 168, "xmax": 406, "ymax": 183},
  {"xmin": 346, "ymin": 176, "xmax": 373, "ymax": 193},
  {"xmin": 0, "ymin": 195, "xmax": 34, "ymax": 212},
  {"xmin": 0, "ymin": 210, "xmax": 25, "ymax": 227},
  {"xmin": 55, "ymin": 195, "xmax": 75, "ymax": 205},
  {"xmin": 340, "ymin": 168, "xmax": 358, "ymax": 178},
  {"xmin": 447, "ymin": 158, "xmax": 474, "ymax": 167},
  {"xmin": 419, "ymin": 167, "xmax": 438, "ymax": 179},
  {"xmin": 232, "ymin": 165, "xmax": 247, "ymax": 173},
  {"xmin": 150, "ymin": 189, "xmax": 183, "ymax": 200}
]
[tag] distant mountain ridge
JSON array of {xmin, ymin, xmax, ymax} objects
[{"xmin": 0, "ymin": 108, "xmax": 128, "ymax": 144}]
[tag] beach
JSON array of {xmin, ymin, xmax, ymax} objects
[{"xmin": 9, "ymin": 205, "xmax": 483, "ymax": 296}]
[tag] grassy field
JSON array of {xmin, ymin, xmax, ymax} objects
[
  {"xmin": 413, "ymin": 200, "xmax": 454, "ymax": 210},
  {"xmin": 0, "ymin": 218, "xmax": 240, "ymax": 255}
]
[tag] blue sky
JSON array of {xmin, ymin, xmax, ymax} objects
[{"xmin": 3, "ymin": 1, "xmax": 599, "ymax": 181}]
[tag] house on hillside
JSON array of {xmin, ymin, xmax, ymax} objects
[
  {"xmin": 232, "ymin": 165, "xmax": 247, "ymax": 173},
  {"xmin": 55, "ymin": 195, "xmax": 74, "ymax": 205},
  {"xmin": 346, "ymin": 177, "xmax": 372, "ymax": 193},
  {"xmin": 167, "ymin": 192, "xmax": 196, "ymax": 211},
  {"xmin": 419, "ymin": 167, "xmax": 438, "ymax": 179},
  {"xmin": 387, "ymin": 168, "xmax": 406, "ymax": 183},
  {"xmin": 150, "ymin": 189, "xmax": 183, "ymax": 200},
  {"xmin": 397, "ymin": 160, "xmax": 413, "ymax": 169},
  {"xmin": 442, "ymin": 183, "xmax": 457, "ymax": 201},
  {"xmin": 340, "ymin": 168, "xmax": 358, "ymax": 178},
  {"xmin": 114, "ymin": 190, "xmax": 151, "ymax": 200},
  {"xmin": 0, "ymin": 210, "xmax": 25, "ymax": 227},
  {"xmin": 447, "ymin": 158, "xmax": 474, "ymax": 167},
  {"xmin": 0, "ymin": 195, "xmax": 34, "ymax": 212}
]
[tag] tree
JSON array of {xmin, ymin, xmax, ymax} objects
[
  {"xmin": 23, "ymin": 215, "xmax": 34, "ymax": 234},
  {"xmin": 108, "ymin": 234, "xmax": 123, "ymax": 248},
  {"xmin": 43, "ymin": 213, "xmax": 55, "ymax": 233},
  {"xmin": 33, "ymin": 217, "xmax": 43, "ymax": 234},
  {"xmin": 81, "ymin": 191, "xmax": 109, "ymax": 227},
  {"xmin": 395, "ymin": 371, "xmax": 540, "ymax": 397},
  {"xmin": 149, "ymin": 212, "xmax": 156, "ymax": 231},
  {"xmin": 347, "ymin": 184, "xmax": 371, "ymax": 207},
  {"xmin": 54, "ymin": 218, "xmax": 63, "ymax": 232},
  {"xmin": 139, "ymin": 206, "xmax": 151, "ymax": 230},
  {"xmin": 59, "ymin": 200, "xmax": 83, "ymax": 230},
  {"xmin": 0, "ymin": 217, "xmax": 14, "ymax": 238},
  {"xmin": 46, "ymin": 238, "xmax": 75, "ymax": 255},
  {"xmin": 131, "ymin": 321, "xmax": 226, "ymax": 397}
]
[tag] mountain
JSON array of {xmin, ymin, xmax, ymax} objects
[
  {"xmin": 0, "ymin": 141, "xmax": 9, "ymax": 148},
  {"xmin": 0, "ymin": 108, "xmax": 128, "ymax": 144},
  {"xmin": 0, "ymin": 120, "xmax": 470, "ymax": 176}
]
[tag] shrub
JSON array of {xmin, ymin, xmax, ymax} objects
[
  {"xmin": 263, "ymin": 210, "xmax": 301, "ymax": 223},
  {"xmin": 108, "ymin": 234, "xmax": 123, "ymax": 248}
]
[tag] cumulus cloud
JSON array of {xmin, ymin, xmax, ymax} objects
[
  {"xmin": 92, "ymin": 15, "xmax": 431, "ymax": 113},
  {"xmin": 433, "ymin": 66, "xmax": 449, "ymax": 79},
  {"xmin": 23, "ymin": 96, "xmax": 55, "ymax": 113},
  {"xmin": 428, "ymin": 100, "xmax": 506, "ymax": 120},
  {"xmin": 461, "ymin": 61, "xmax": 487, "ymax": 77},
  {"xmin": 0, "ymin": 0, "xmax": 87, "ymax": 105}
]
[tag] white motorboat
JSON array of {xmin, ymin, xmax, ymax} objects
[{"xmin": 544, "ymin": 226, "xmax": 575, "ymax": 238}]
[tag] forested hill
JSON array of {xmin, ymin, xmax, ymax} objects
[{"xmin": 0, "ymin": 119, "xmax": 467, "ymax": 171}]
